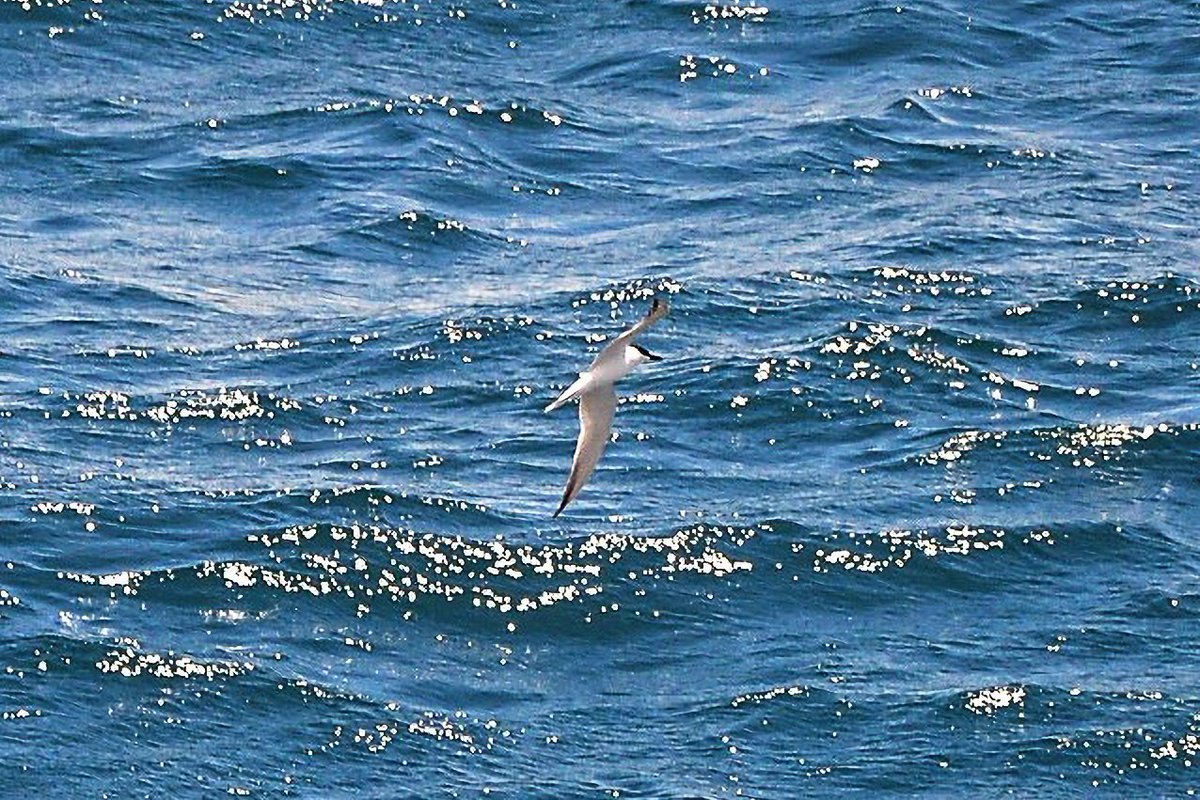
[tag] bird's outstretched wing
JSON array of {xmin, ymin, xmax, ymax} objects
[
  {"xmin": 553, "ymin": 386, "xmax": 617, "ymax": 517},
  {"xmin": 590, "ymin": 297, "xmax": 670, "ymax": 368}
]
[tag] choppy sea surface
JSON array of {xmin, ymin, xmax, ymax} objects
[{"xmin": 2, "ymin": 0, "xmax": 1200, "ymax": 796}]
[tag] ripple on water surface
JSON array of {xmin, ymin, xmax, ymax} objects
[{"xmin": 3, "ymin": 0, "xmax": 1200, "ymax": 795}]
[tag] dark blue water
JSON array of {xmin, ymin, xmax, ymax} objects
[{"xmin": 3, "ymin": 0, "xmax": 1200, "ymax": 796}]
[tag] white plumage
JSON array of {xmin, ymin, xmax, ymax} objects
[{"xmin": 545, "ymin": 298, "xmax": 669, "ymax": 517}]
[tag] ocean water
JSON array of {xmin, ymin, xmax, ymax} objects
[{"xmin": 2, "ymin": 0, "xmax": 1200, "ymax": 796}]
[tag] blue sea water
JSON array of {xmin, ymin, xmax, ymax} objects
[{"xmin": 2, "ymin": 0, "xmax": 1200, "ymax": 795}]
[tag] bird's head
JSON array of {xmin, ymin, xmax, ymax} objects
[{"xmin": 627, "ymin": 343, "xmax": 663, "ymax": 366}]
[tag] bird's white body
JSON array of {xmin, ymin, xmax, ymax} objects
[
  {"xmin": 544, "ymin": 299, "xmax": 668, "ymax": 516},
  {"xmin": 544, "ymin": 344, "xmax": 653, "ymax": 414}
]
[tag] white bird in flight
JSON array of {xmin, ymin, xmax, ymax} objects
[{"xmin": 545, "ymin": 298, "xmax": 669, "ymax": 517}]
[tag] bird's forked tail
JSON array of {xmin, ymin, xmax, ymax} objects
[{"xmin": 544, "ymin": 372, "xmax": 593, "ymax": 413}]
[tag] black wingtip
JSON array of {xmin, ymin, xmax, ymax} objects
[{"xmin": 553, "ymin": 492, "xmax": 569, "ymax": 517}]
